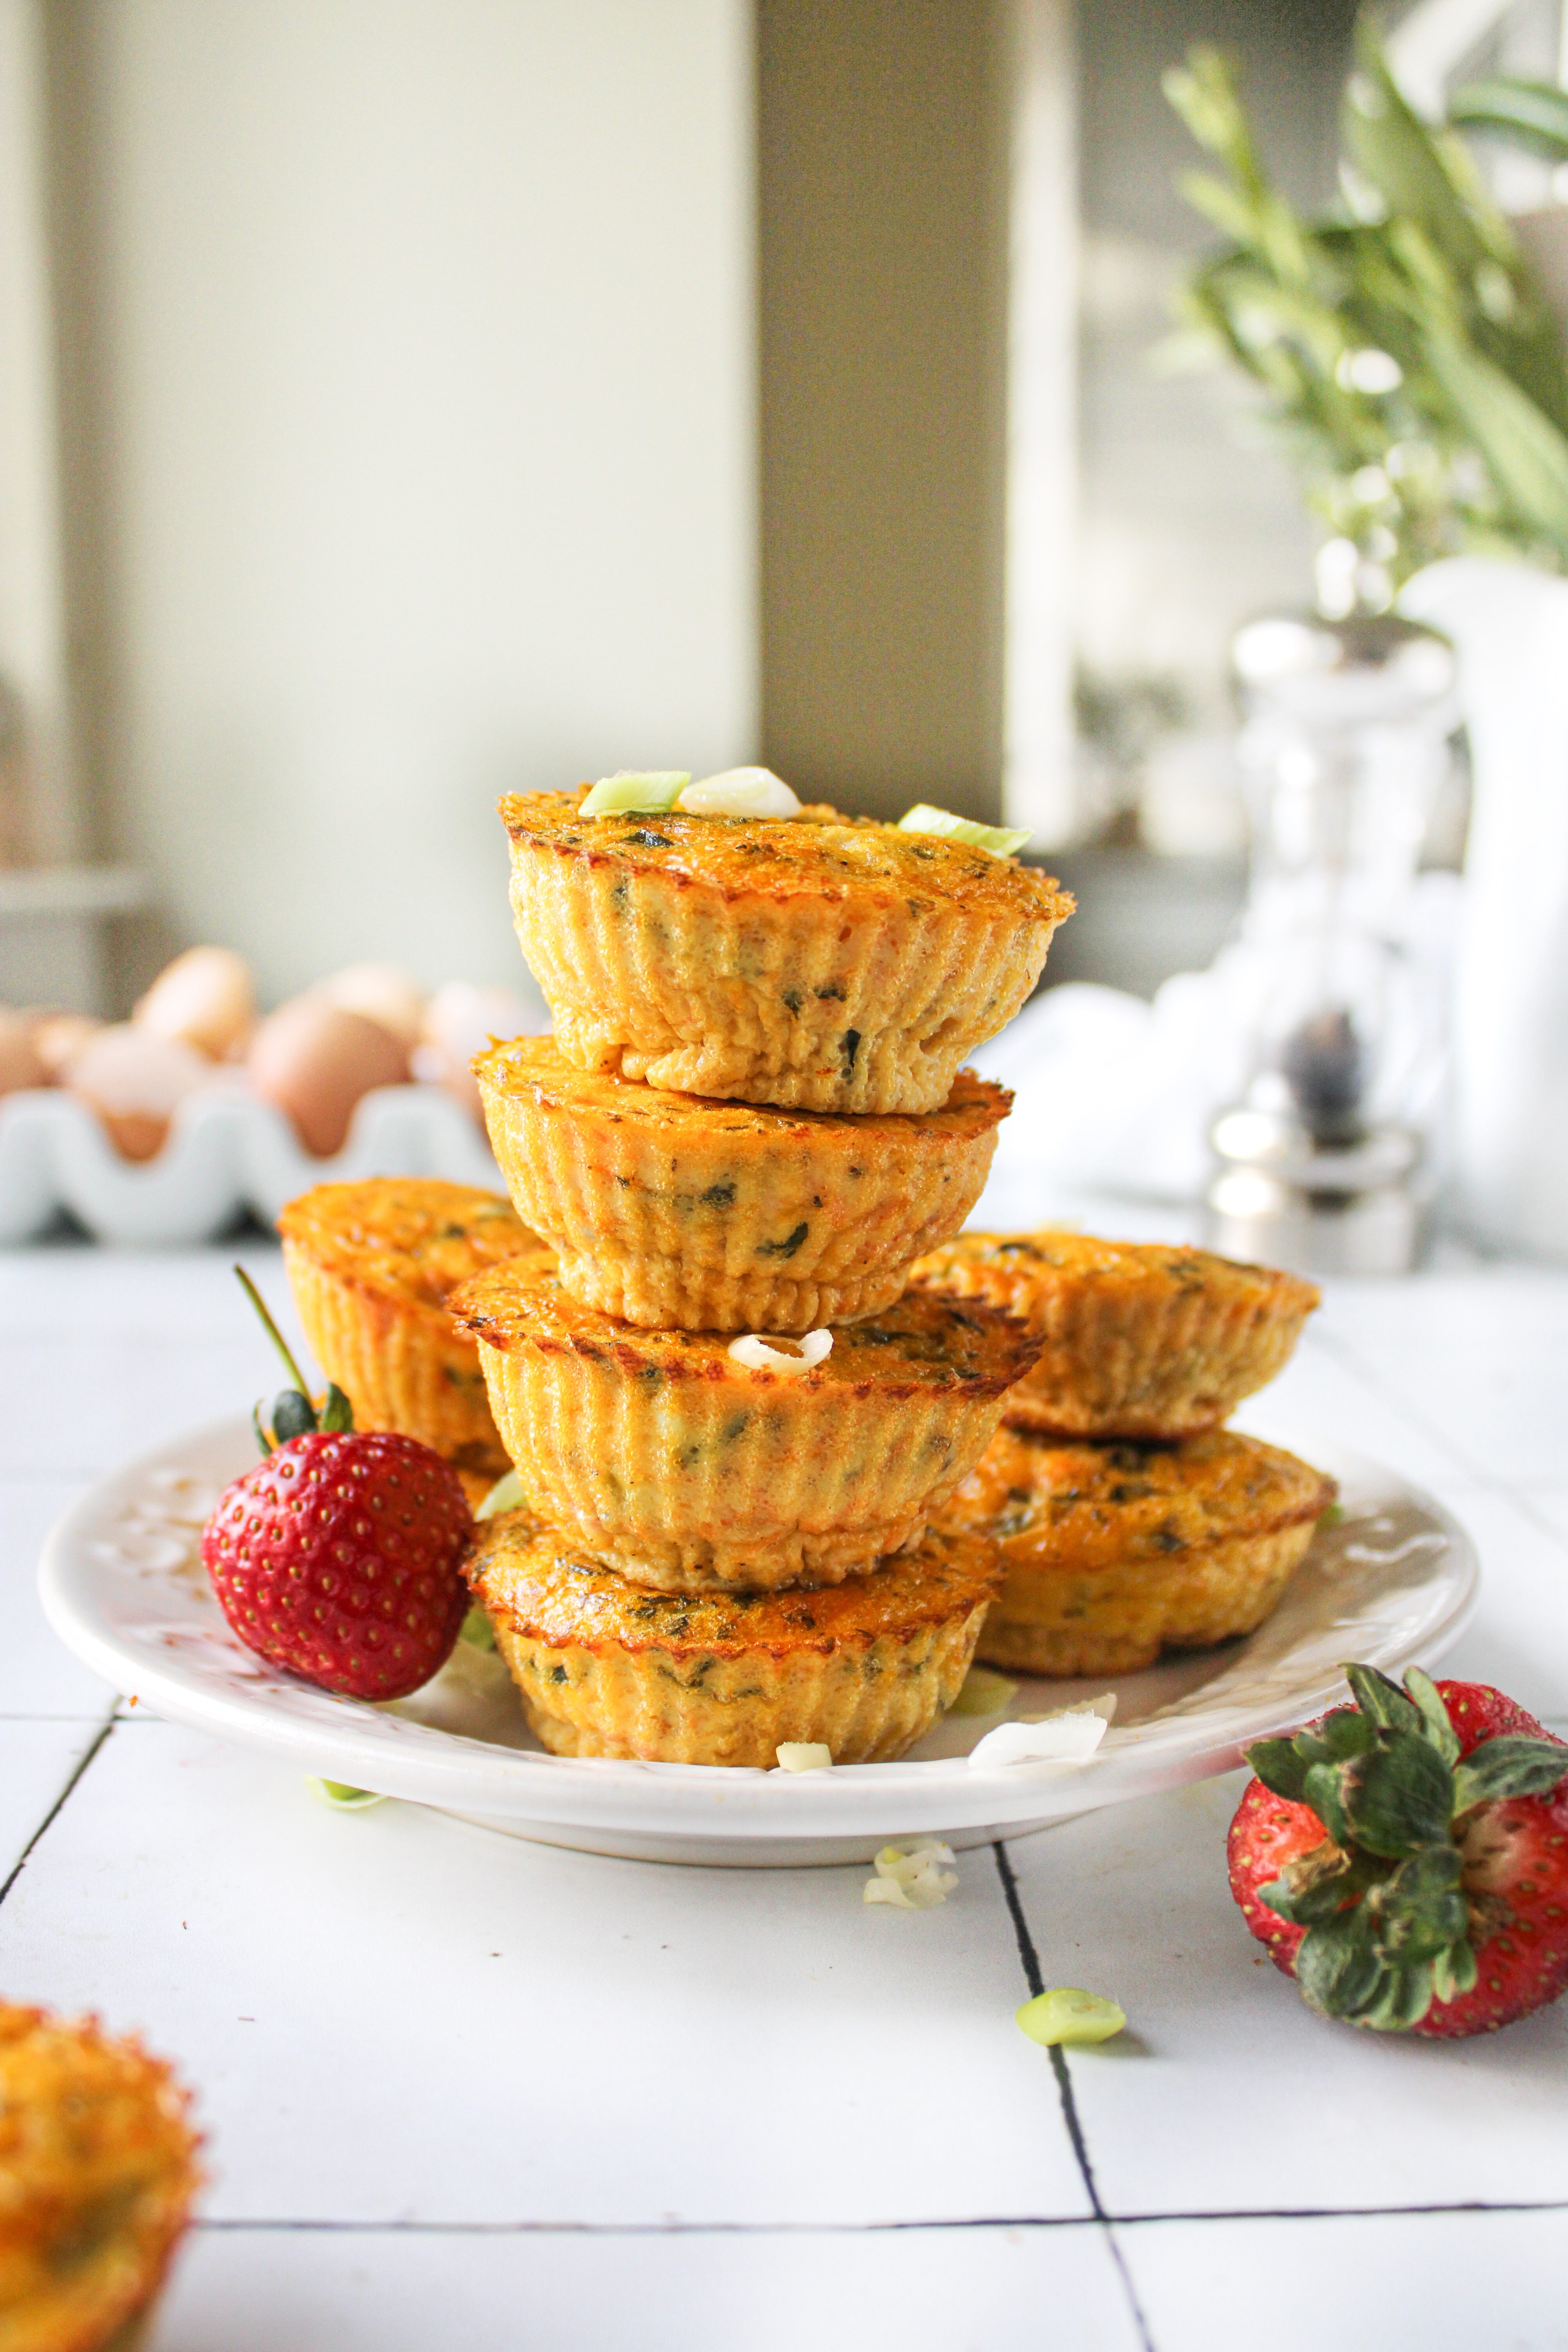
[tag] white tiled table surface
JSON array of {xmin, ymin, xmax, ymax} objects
[{"xmin": 2, "ymin": 1236, "xmax": 1566, "ymax": 2352}]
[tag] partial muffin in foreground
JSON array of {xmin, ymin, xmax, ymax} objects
[
  {"xmin": 909, "ymin": 1230, "xmax": 1319, "ymax": 1439},
  {"xmin": 0, "ymin": 2001, "xmax": 201, "ymax": 2352},
  {"xmin": 448, "ymin": 1256, "xmax": 1040, "ymax": 1590},
  {"xmin": 468, "ymin": 1509, "xmax": 1001, "ymax": 1766},
  {"xmin": 938, "ymin": 1426, "xmax": 1335, "ymax": 1677},
  {"xmin": 278, "ymin": 1178, "xmax": 543, "ymax": 1498},
  {"xmin": 475, "ymin": 1035, "xmax": 1011, "ymax": 1331},
  {"xmin": 499, "ymin": 790, "xmax": 1071, "ymax": 1114}
]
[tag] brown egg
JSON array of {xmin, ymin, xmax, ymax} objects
[
  {"xmin": 0, "ymin": 1009, "xmax": 49, "ymax": 1096},
  {"xmin": 249, "ymin": 999, "xmax": 409, "ymax": 1157},
  {"xmin": 28, "ymin": 1009, "xmax": 104, "ymax": 1081},
  {"xmin": 65, "ymin": 1024, "xmax": 215, "ymax": 1160},
  {"xmin": 312, "ymin": 962, "xmax": 426, "ymax": 1050},
  {"xmin": 134, "ymin": 945, "xmax": 255, "ymax": 1059}
]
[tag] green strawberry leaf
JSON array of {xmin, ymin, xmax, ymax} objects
[
  {"xmin": 319, "ymin": 1383, "xmax": 355, "ymax": 1434},
  {"xmin": 1432, "ymin": 1938, "xmax": 1479, "ymax": 2005},
  {"xmin": 1452, "ymin": 1735, "xmax": 1568, "ymax": 1812},
  {"xmin": 1244, "ymin": 1737, "xmax": 1314, "ymax": 1803},
  {"xmin": 252, "ymin": 1401, "xmax": 274, "ymax": 1459},
  {"xmin": 1312, "ymin": 1708, "xmax": 1377, "ymax": 1760},
  {"xmin": 1404, "ymin": 1666, "xmax": 1461, "ymax": 1764},
  {"xmin": 1361, "ymin": 1958, "xmax": 1438, "ymax": 2032},
  {"xmin": 1303, "ymin": 1759, "xmax": 1353, "ymax": 1847},
  {"xmin": 1365, "ymin": 1844, "xmax": 1468, "ymax": 1965},
  {"xmin": 1340, "ymin": 1729, "xmax": 1455, "ymax": 1858},
  {"xmin": 271, "ymin": 1388, "xmax": 317, "ymax": 1443},
  {"xmin": 1347, "ymin": 1662, "xmax": 1425, "ymax": 1738},
  {"xmin": 1257, "ymin": 1851, "xmax": 1360, "ymax": 1927},
  {"xmin": 1296, "ymin": 1905, "xmax": 1384, "ymax": 2019}
]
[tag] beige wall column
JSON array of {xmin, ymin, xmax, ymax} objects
[
  {"xmin": 759, "ymin": 0, "xmax": 1011, "ymax": 825},
  {"xmin": 1004, "ymin": 0, "xmax": 1078, "ymax": 845}
]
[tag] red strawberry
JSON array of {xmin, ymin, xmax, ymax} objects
[
  {"xmin": 202, "ymin": 1428, "xmax": 471, "ymax": 1700},
  {"xmin": 1229, "ymin": 1666, "xmax": 1568, "ymax": 2037}
]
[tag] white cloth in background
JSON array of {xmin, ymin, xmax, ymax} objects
[{"xmin": 971, "ymin": 869, "xmax": 1462, "ymax": 1207}]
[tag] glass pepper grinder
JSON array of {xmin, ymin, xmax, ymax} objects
[{"xmin": 1206, "ymin": 612, "xmax": 1458, "ymax": 1277}]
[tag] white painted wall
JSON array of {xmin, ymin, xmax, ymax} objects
[
  {"xmin": 0, "ymin": 0, "xmax": 76, "ymax": 862},
  {"xmin": 75, "ymin": 0, "xmax": 755, "ymax": 1002}
]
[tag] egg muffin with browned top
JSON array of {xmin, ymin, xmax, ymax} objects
[
  {"xmin": 448, "ymin": 1254, "xmax": 1040, "ymax": 1590},
  {"xmin": 909, "ymin": 1230, "xmax": 1319, "ymax": 1440},
  {"xmin": 468, "ymin": 1508, "xmax": 1001, "ymax": 1765},
  {"xmin": 0, "ymin": 2002, "xmax": 201, "ymax": 2352},
  {"xmin": 500, "ymin": 790, "xmax": 1071, "ymax": 1114},
  {"xmin": 475, "ymin": 1035, "xmax": 1011, "ymax": 1331},
  {"xmin": 279, "ymin": 1178, "xmax": 544, "ymax": 1499},
  {"xmin": 938, "ymin": 1426, "xmax": 1336, "ymax": 1677}
]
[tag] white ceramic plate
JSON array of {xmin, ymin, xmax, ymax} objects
[{"xmin": 40, "ymin": 1416, "xmax": 1478, "ymax": 1867}]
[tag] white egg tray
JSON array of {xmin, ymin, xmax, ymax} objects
[{"xmin": 0, "ymin": 1084, "xmax": 502, "ymax": 1246}]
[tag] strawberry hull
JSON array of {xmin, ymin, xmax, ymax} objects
[{"xmin": 1228, "ymin": 1679, "xmax": 1568, "ymax": 2039}]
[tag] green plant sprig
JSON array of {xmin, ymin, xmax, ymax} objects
[{"xmin": 1164, "ymin": 16, "xmax": 1568, "ymax": 597}]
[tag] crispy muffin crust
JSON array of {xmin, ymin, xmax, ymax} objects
[
  {"xmin": 500, "ymin": 789, "xmax": 1072, "ymax": 1114},
  {"xmin": 939, "ymin": 1426, "xmax": 1336, "ymax": 1676},
  {"xmin": 0, "ymin": 2003, "xmax": 201, "ymax": 2352},
  {"xmin": 468, "ymin": 1510, "xmax": 1001, "ymax": 1764},
  {"xmin": 910, "ymin": 1230, "xmax": 1320, "ymax": 1439},
  {"xmin": 476, "ymin": 1036, "xmax": 1010, "ymax": 1331},
  {"xmin": 278, "ymin": 1178, "xmax": 543, "ymax": 1485},
  {"xmin": 448, "ymin": 1256, "xmax": 1041, "ymax": 1590}
]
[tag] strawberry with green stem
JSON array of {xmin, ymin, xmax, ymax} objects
[
  {"xmin": 1229, "ymin": 1664, "xmax": 1568, "ymax": 2036},
  {"xmin": 201, "ymin": 1268, "xmax": 471, "ymax": 1701}
]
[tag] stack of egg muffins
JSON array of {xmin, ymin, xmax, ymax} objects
[
  {"xmin": 281, "ymin": 771, "xmax": 1071, "ymax": 1765},
  {"xmin": 446, "ymin": 777, "xmax": 1076, "ymax": 1765},
  {"xmin": 278, "ymin": 769, "xmax": 1336, "ymax": 1765}
]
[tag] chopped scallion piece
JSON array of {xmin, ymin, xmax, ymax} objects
[
  {"xmin": 898, "ymin": 804, "xmax": 1033, "ymax": 857},
  {"xmin": 678, "ymin": 768, "xmax": 801, "ymax": 818},
  {"xmin": 306, "ymin": 1777, "xmax": 388, "ymax": 1811},
  {"xmin": 580, "ymin": 770, "xmax": 690, "ymax": 817},
  {"xmin": 459, "ymin": 1606, "xmax": 497, "ymax": 1651},
  {"xmin": 1016, "ymin": 1988, "xmax": 1126, "ymax": 2047},
  {"xmin": 475, "ymin": 1469, "xmax": 526, "ymax": 1521},
  {"xmin": 948, "ymin": 1665, "xmax": 1021, "ymax": 1717}
]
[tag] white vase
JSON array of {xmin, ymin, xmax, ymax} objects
[{"xmin": 1399, "ymin": 557, "xmax": 1568, "ymax": 1259}]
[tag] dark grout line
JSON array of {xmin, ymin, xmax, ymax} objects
[
  {"xmin": 0, "ymin": 1711, "xmax": 117, "ymax": 1911},
  {"xmin": 0, "ymin": 1712, "xmax": 122, "ymax": 1724},
  {"xmin": 992, "ymin": 1842, "xmax": 1157, "ymax": 2352},
  {"xmin": 189, "ymin": 2199, "xmax": 1568, "ymax": 2238}
]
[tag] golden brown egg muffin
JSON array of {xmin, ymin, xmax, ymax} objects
[
  {"xmin": 448, "ymin": 1255, "xmax": 1041, "ymax": 1591},
  {"xmin": 278, "ymin": 1178, "xmax": 544, "ymax": 1498},
  {"xmin": 468, "ymin": 1508, "xmax": 1002, "ymax": 1765},
  {"xmin": 938, "ymin": 1426, "xmax": 1336, "ymax": 1677},
  {"xmin": 475, "ymin": 1035, "xmax": 1011, "ymax": 1332},
  {"xmin": 499, "ymin": 790, "xmax": 1072, "ymax": 1114},
  {"xmin": 0, "ymin": 2002, "xmax": 201, "ymax": 2352},
  {"xmin": 909, "ymin": 1230, "xmax": 1319, "ymax": 1440}
]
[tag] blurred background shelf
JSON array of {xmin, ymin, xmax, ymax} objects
[{"xmin": 0, "ymin": 865, "xmax": 146, "ymax": 1011}]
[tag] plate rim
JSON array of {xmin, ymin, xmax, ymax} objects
[{"xmin": 38, "ymin": 1414, "xmax": 1481, "ymax": 1847}]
